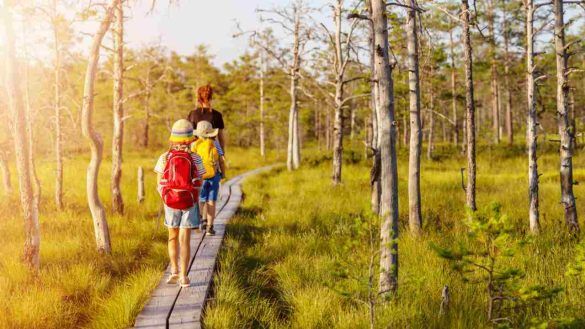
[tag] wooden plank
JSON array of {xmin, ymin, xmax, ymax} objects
[{"xmin": 133, "ymin": 165, "xmax": 277, "ymax": 329}]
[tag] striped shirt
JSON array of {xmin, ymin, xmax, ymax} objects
[
  {"xmin": 214, "ymin": 140, "xmax": 224, "ymax": 156},
  {"xmin": 154, "ymin": 150, "xmax": 206, "ymax": 178}
]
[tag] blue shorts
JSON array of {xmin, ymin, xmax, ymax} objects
[
  {"xmin": 164, "ymin": 203, "xmax": 200, "ymax": 229},
  {"xmin": 200, "ymin": 174, "xmax": 221, "ymax": 202}
]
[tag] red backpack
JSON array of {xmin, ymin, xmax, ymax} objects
[{"xmin": 160, "ymin": 149, "xmax": 200, "ymax": 210}]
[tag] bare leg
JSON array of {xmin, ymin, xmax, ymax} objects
[
  {"xmin": 206, "ymin": 201, "xmax": 216, "ymax": 228},
  {"xmin": 179, "ymin": 228, "xmax": 191, "ymax": 278},
  {"xmin": 168, "ymin": 228, "xmax": 179, "ymax": 274},
  {"xmin": 200, "ymin": 202, "xmax": 207, "ymax": 227}
]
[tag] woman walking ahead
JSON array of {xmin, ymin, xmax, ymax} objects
[
  {"xmin": 187, "ymin": 84, "xmax": 226, "ymax": 150},
  {"xmin": 187, "ymin": 85, "xmax": 227, "ymax": 232}
]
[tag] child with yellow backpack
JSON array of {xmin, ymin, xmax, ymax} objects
[{"xmin": 192, "ymin": 120, "xmax": 226, "ymax": 236}]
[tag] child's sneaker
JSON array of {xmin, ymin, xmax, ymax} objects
[
  {"xmin": 206, "ymin": 225, "xmax": 216, "ymax": 236},
  {"xmin": 166, "ymin": 273, "xmax": 179, "ymax": 284},
  {"xmin": 200, "ymin": 220, "xmax": 207, "ymax": 231},
  {"xmin": 179, "ymin": 276, "xmax": 190, "ymax": 288}
]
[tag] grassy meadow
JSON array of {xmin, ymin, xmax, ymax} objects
[
  {"xmin": 204, "ymin": 143, "xmax": 585, "ymax": 329},
  {"xmin": 0, "ymin": 147, "xmax": 280, "ymax": 329}
]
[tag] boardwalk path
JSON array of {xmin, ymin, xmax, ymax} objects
[{"xmin": 134, "ymin": 166, "xmax": 275, "ymax": 329}]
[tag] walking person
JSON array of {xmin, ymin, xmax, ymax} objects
[
  {"xmin": 154, "ymin": 119, "xmax": 206, "ymax": 287},
  {"xmin": 187, "ymin": 84, "xmax": 227, "ymax": 230},
  {"xmin": 192, "ymin": 120, "xmax": 225, "ymax": 236}
]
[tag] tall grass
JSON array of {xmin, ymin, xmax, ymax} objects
[
  {"xmin": 205, "ymin": 144, "xmax": 585, "ymax": 328},
  {"xmin": 0, "ymin": 146, "xmax": 278, "ymax": 329}
]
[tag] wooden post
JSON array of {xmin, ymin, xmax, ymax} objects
[
  {"xmin": 137, "ymin": 166, "xmax": 145, "ymax": 204},
  {"xmin": 440, "ymin": 285, "xmax": 450, "ymax": 315}
]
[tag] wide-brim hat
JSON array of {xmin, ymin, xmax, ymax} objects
[
  {"xmin": 194, "ymin": 120, "xmax": 219, "ymax": 138},
  {"xmin": 169, "ymin": 119, "xmax": 195, "ymax": 143}
]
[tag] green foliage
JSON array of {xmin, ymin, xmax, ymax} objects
[
  {"xmin": 433, "ymin": 203, "xmax": 562, "ymax": 326},
  {"xmin": 566, "ymin": 242, "xmax": 585, "ymax": 279}
]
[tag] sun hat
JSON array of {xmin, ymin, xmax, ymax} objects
[
  {"xmin": 169, "ymin": 119, "xmax": 195, "ymax": 143},
  {"xmin": 194, "ymin": 120, "xmax": 219, "ymax": 138}
]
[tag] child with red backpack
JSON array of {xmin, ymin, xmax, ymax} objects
[
  {"xmin": 192, "ymin": 120, "xmax": 226, "ymax": 236},
  {"xmin": 154, "ymin": 119, "xmax": 206, "ymax": 287}
]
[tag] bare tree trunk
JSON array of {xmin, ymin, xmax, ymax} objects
[
  {"xmin": 553, "ymin": 0, "xmax": 579, "ymax": 233},
  {"xmin": 332, "ymin": 1, "xmax": 346, "ymax": 185},
  {"xmin": 81, "ymin": 0, "xmax": 116, "ymax": 254},
  {"xmin": 23, "ymin": 47, "xmax": 41, "ymax": 211},
  {"xmin": 142, "ymin": 66, "xmax": 152, "ymax": 148},
  {"xmin": 525, "ymin": 0, "xmax": 540, "ymax": 234},
  {"xmin": 2, "ymin": 0, "xmax": 41, "ymax": 270},
  {"xmin": 289, "ymin": 7, "xmax": 302, "ymax": 171},
  {"xmin": 372, "ymin": 0, "xmax": 399, "ymax": 296},
  {"xmin": 488, "ymin": 0, "xmax": 500, "ymax": 144},
  {"xmin": 369, "ymin": 0, "xmax": 381, "ymax": 214},
  {"xmin": 449, "ymin": 29, "xmax": 459, "ymax": 146},
  {"xmin": 137, "ymin": 166, "xmax": 145, "ymax": 204},
  {"xmin": 259, "ymin": 51, "xmax": 266, "ymax": 158},
  {"xmin": 462, "ymin": 0, "xmax": 476, "ymax": 211},
  {"xmin": 287, "ymin": 71, "xmax": 297, "ymax": 170},
  {"xmin": 332, "ymin": 79, "xmax": 344, "ymax": 184},
  {"xmin": 407, "ymin": 1, "xmax": 422, "ymax": 234},
  {"xmin": 503, "ymin": 1, "xmax": 514, "ymax": 145},
  {"xmin": 427, "ymin": 79, "xmax": 435, "ymax": 160},
  {"xmin": 111, "ymin": 0, "xmax": 124, "ymax": 215},
  {"xmin": 52, "ymin": 0, "xmax": 64, "ymax": 210},
  {"xmin": 350, "ymin": 105, "xmax": 356, "ymax": 140},
  {"xmin": 0, "ymin": 151, "xmax": 11, "ymax": 196}
]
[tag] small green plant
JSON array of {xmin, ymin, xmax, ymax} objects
[
  {"xmin": 566, "ymin": 241, "xmax": 585, "ymax": 279},
  {"xmin": 432, "ymin": 203, "xmax": 562, "ymax": 326},
  {"xmin": 328, "ymin": 215, "xmax": 380, "ymax": 329}
]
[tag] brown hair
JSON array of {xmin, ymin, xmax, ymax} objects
[{"xmin": 197, "ymin": 84, "xmax": 213, "ymax": 110}]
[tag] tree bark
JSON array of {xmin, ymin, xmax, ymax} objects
[
  {"xmin": 525, "ymin": 0, "xmax": 540, "ymax": 234},
  {"xmin": 553, "ymin": 0, "xmax": 579, "ymax": 233},
  {"xmin": 287, "ymin": 6, "xmax": 302, "ymax": 171},
  {"xmin": 259, "ymin": 51, "xmax": 266, "ymax": 158},
  {"xmin": 331, "ymin": 0, "xmax": 349, "ymax": 185},
  {"xmin": 372, "ymin": 0, "xmax": 399, "ymax": 296},
  {"xmin": 2, "ymin": 0, "xmax": 41, "ymax": 270},
  {"xmin": 81, "ymin": 0, "xmax": 116, "ymax": 254},
  {"xmin": 137, "ymin": 166, "xmax": 145, "ymax": 204},
  {"xmin": 488, "ymin": 0, "xmax": 500, "ymax": 144},
  {"xmin": 0, "ymin": 151, "xmax": 11, "ymax": 196},
  {"xmin": 368, "ymin": 0, "xmax": 381, "ymax": 215},
  {"xmin": 52, "ymin": 0, "xmax": 64, "ymax": 210},
  {"xmin": 142, "ymin": 66, "xmax": 152, "ymax": 148},
  {"xmin": 503, "ymin": 1, "xmax": 514, "ymax": 145},
  {"xmin": 111, "ymin": 0, "xmax": 125, "ymax": 215},
  {"xmin": 427, "ymin": 77, "xmax": 435, "ymax": 161},
  {"xmin": 407, "ymin": 0, "xmax": 422, "ymax": 235},
  {"xmin": 23, "ymin": 45, "xmax": 41, "ymax": 212},
  {"xmin": 449, "ymin": 29, "xmax": 459, "ymax": 146},
  {"xmin": 462, "ymin": 0, "xmax": 477, "ymax": 212}
]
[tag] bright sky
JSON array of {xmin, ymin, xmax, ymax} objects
[{"xmin": 125, "ymin": 0, "xmax": 306, "ymax": 67}]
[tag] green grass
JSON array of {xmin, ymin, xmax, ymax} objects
[
  {"xmin": 204, "ymin": 143, "xmax": 585, "ymax": 329},
  {"xmin": 0, "ymin": 146, "xmax": 279, "ymax": 329}
]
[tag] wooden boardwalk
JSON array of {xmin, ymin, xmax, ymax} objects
[{"xmin": 134, "ymin": 167, "xmax": 273, "ymax": 329}]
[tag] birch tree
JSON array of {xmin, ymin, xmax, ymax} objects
[
  {"xmin": 372, "ymin": 0, "xmax": 399, "ymax": 295},
  {"xmin": 319, "ymin": 0, "xmax": 360, "ymax": 185},
  {"xmin": 553, "ymin": 0, "xmax": 579, "ymax": 233},
  {"xmin": 487, "ymin": 0, "xmax": 500, "ymax": 144},
  {"xmin": 257, "ymin": 1, "xmax": 312, "ymax": 170},
  {"xmin": 111, "ymin": 0, "xmax": 124, "ymax": 214},
  {"xmin": 523, "ymin": 0, "xmax": 542, "ymax": 234},
  {"xmin": 81, "ymin": 0, "xmax": 117, "ymax": 254},
  {"xmin": 461, "ymin": 0, "xmax": 476, "ymax": 212},
  {"xmin": 2, "ymin": 0, "xmax": 41, "ymax": 269},
  {"xmin": 406, "ymin": 0, "xmax": 423, "ymax": 234},
  {"xmin": 52, "ymin": 0, "xmax": 64, "ymax": 209}
]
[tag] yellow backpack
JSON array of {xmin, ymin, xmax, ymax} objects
[{"xmin": 192, "ymin": 139, "xmax": 219, "ymax": 179}]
